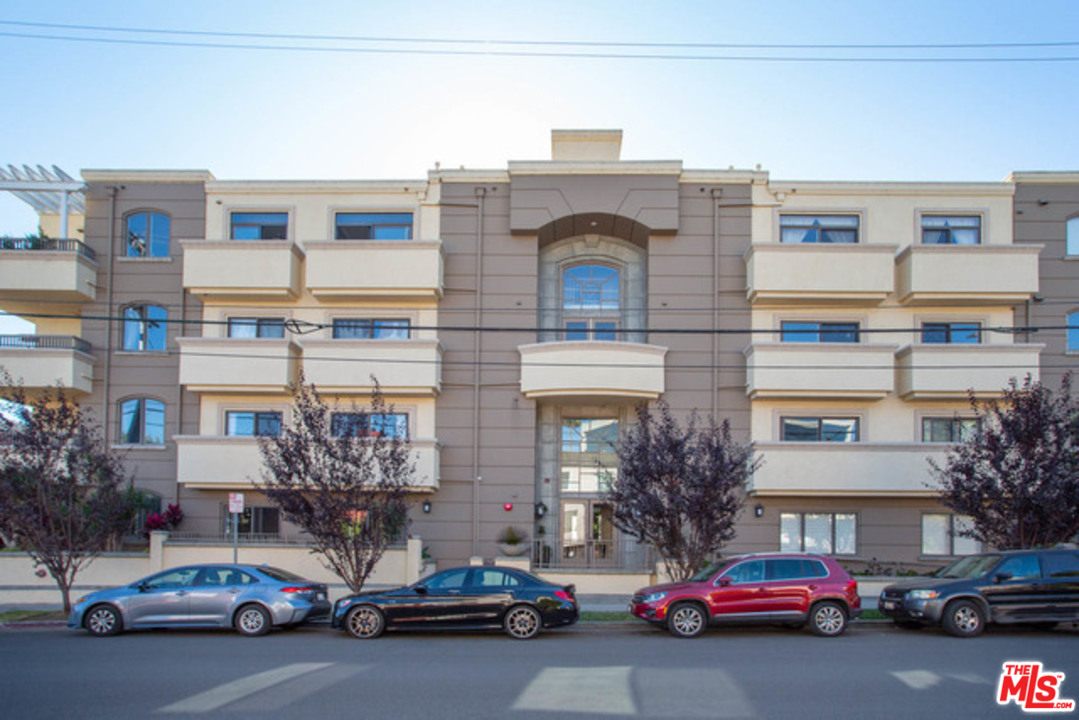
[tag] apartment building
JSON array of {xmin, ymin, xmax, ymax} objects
[{"xmin": 0, "ymin": 131, "xmax": 1058, "ymax": 574}]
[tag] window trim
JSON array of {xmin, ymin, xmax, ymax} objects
[
  {"xmin": 228, "ymin": 210, "xmax": 291, "ymax": 241},
  {"xmin": 778, "ymin": 213, "xmax": 862, "ymax": 244},
  {"xmin": 920, "ymin": 415, "xmax": 980, "ymax": 443},
  {"xmin": 333, "ymin": 211, "xmax": 414, "ymax": 241},
  {"xmin": 330, "ymin": 317, "xmax": 412, "ymax": 340},
  {"xmin": 920, "ymin": 321, "xmax": 983, "ymax": 345},
  {"xmin": 779, "ymin": 320, "xmax": 861, "ymax": 343},
  {"xmin": 780, "ymin": 512, "xmax": 858, "ymax": 556},
  {"xmin": 224, "ymin": 410, "xmax": 284, "ymax": 437},
  {"xmin": 227, "ymin": 316, "xmax": 287, "ymax": 339},
  {"xmin": 1064, "ymin": 216, "xmax": 1079, "ymax": 257},
  {"xmin": 118, "ymin": 397, "xmax": 166, "ymax": 446},
  {"xmin": 919, "ymin": 214, "xmax": 983, "ymax": 245},
  {"xmin": 1067, "ymin": 309, "xmax": 1079, "ymax": 353},
  {"xmin": 121, "ymin": 303, "xmax": 168, "ymax": 352},
  {"xmin": 921, "ymin": 513, "xmax": 980, "ymax": 557},
  {"xmin": 123, "ymin": 209, "xmax": 172, "ymax": 258},
  {"xmin": 779, "ymin": 415, "xmax": 861, "ymax": 443},
  {"xmin": 329, "ymin": 411, "xmax": 411, "ymax": 440}
]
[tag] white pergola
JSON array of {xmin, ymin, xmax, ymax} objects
[{"xmin": 0, "ymin": 164, "xmax": 85, "ymax": 239}]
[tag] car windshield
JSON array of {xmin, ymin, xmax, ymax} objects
[
  {"xmin": 256, "ymin": 566, "xmax": 306, "ymax": 583},
  {"xmin": 689, "ymin": 559, "xmax": 737, "ymax": 582},
  {"xmin": 935, "ymin": 554, "xmax": 1000, "ymax": 579}
]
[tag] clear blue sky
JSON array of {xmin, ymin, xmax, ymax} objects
[{"xmin": 2, "ymin": 0, "xmax": 1078, "ymax": 237}]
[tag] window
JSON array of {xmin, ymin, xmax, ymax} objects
[
  {"xmin": 922, "ymin": 215, "xmax": 981, "ymax": 245},
  {"xmin": 922, "ymin": 417, "xmax": 979, "ymax": 443},
  {"xmin": 472, "ymin": 569, "xmax": 523, "ymax": 588},
  {"xmin": 921, "ymin": 322, "xmax": 981, "ymax": 344},
  {"xmin": 120, "ymin": 398, "xmax": 165, "ymax": 445},
  {"xmin": 330, "ymin": 412, "xmax": 409, "ymax": 439},
  {"xmin": 1043, "ymin": 552, "xmax": 1079, "ymax": 578},
  {"xmin": 335, "ymin": 212, "xmax": 413, "ymax": 240},
  {"xmin": 722, "ymin": 560, "xmax": 765, "ymax": 584},
  {"xmin": 332, "ymin": 318, "xmax": 410, "ymax": 340},
  {"xmin": 995, "ymin": 554, "xmax": 1041, "ymax": 581},
  {"xmin": 225, "ymin": 411, "xmax": 282, "ymax": 437},
  {"xmin": 143, "ymin": 567, "xmax": 200, "ymax": 590},
  {"xmin": 1069, "ymin": 311, "xmax": 1079, "ymax": 352},
  {"xmin": 124, "ymin": 211, "xmax": 170, "ymax": 257},
  {"xmin": 780, "ymin": 215, "xmax": 859, "ymax": 244},
  {"xmin": 226, "ymin": 506, "xmax": 280, "ymax": 536},
  {"xmin": 230, "ymin": 212, "xmax": 288, "ymax": 240},
  {"xmin": 228, "ymin": 317, "xmax": 285, "ymax": 339},
  {"xmin": 780, "ymin": 417, "xmax": 859, "ymax": 442},
  {"xmin": 560, "ymin": 418, "xmax": 618, "ymax": 493},
  {"xmin": 425, "ymin": 568, "xmax": 468, "ymax": 590},
  {"xmin": 123, "ymin": 304, "xmax": 167, "ymax": 351},
  {"xmin": 563, "ymin": 264, "xmax": 620, "ymax": 340},
  {"xmin": 780, "ymin": 321, "xmax": 860, "ymax": 343},
  {"xmin": 766, "ymin": 558, "xmax": 829, "ymax": 580},
  {"xmin": 922, "ymin": 514, "xmax": 980, "ymax": 556},
  {"xmin": 781, "ymin": 513, "xmax": 857, "ymax": 555},
  {"xmin": 1066, "ymin": 217, "xmax": 1078, "ymax": 256}
]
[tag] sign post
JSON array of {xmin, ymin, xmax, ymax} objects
[{"xmin": 228, "ymin": 492, "xmax": 245, "ymax": 564}]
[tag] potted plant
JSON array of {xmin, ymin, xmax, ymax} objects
[{"xmin": 497, "ymin": 526, "xmax": 530, "ymax": 557}]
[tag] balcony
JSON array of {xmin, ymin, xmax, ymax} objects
[
  {"xmin": 749, "ymin": 443, "xmax": 948, "ymax": 497},
  {"xmin": 176, "ymin": 435, "xmax": 440, "ymax": 491},
  {"xmin": 300, "ymin": 339, "xmax": 442, "ymax": 395},
  {"xmin": 744, "ymin": 343, "xmax": 897, "ymax": 399},
  {"xmin": 744, "ymin": 244, "xmax": 896, "ymax": 304},
  {"xmin": 304, "ymin": 240, "xmax": 444, "ymax": 300},
  {"xmin": 181, "ymin": 240, "xmax": 304, "ymax": 300},
  {"xmin": 177, "ymin": 338, "xmax": 300, "ymax": 393},
  {"xmin": 895, "ymin": 343, "xmax": 1043, "ymax": 399},
  {"xmin": 895, "ymin": 244, "xmax": 1041, "ymax": 305},
  {"xmin": 0, "ymin": 239, "xmax": 97, "ymax": 305},
  {"xmin": 0, "ymin": 335, "xmax": 93, "ymax": 395},
  {"xmin": 518, "ymin": 341, "xmax": 666, "ymax": 399}
]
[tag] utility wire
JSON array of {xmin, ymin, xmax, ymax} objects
[{"xmin": 3, "ymin": 29, "xmax": 1079, "ymax": 63}]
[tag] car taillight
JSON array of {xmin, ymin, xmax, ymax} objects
[
  {"xmin": 554, "ymin": 590, "xmax": 573, "ymax": 602},
  {"xmin": 281, "ymin": 586, "xmax": 313, "ymax": 594}
]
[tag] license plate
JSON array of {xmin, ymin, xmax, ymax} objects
[
  {"xmin": 882, "ymin": 601, "xmax": 896, "ymax": 610},
  {"xmin": 317, "ymin": 593, "xmax": 326, "ymax": 601}
]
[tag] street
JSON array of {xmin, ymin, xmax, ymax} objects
[{"xmin": 0, "ymin": 622, "xmax": 1075, "ymax": 719}]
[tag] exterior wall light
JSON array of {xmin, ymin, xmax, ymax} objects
[
  {"xmin": 422, "ymin": 499, "xmax": 431, "ymax": 514},
  {"xmin": 754, "ymin": 504, "xmax": 764, "ymax": 518}
]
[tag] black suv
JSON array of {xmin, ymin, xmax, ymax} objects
[{"xmin": 879, "ymin": 548, "xmax": 1079, "ymax": 637}]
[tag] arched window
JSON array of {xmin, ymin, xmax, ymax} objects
[
  {"xmin": 562, "ymin": 264, "xmax": 621, "ymax": 341},
  {"xmin": 124, "ymin": 211, "xmax": 171, "ymax": 258},
  {"xmin": 120, "ymin": 398, "xmax": 165, "ymax": 445},
  {"xmin": 123, "ymin": 304, "xmax": 167, "ymax": 351}
]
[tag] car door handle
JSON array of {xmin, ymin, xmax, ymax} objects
[
  {"xmin": 176, "ymin": 590, "xmax": 188, "ymax": 597},
  {"xmin": 229, "ymin": 588, "xmax": 241, "ymax": 595},
  {"xmin": 447, "ymin": 590, "xmax": 460, "ymax": 595}
]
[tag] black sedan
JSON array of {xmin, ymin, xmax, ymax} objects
[{"xmin": 331, "ymin": 566, "xmax": 579, "ymax": 639}]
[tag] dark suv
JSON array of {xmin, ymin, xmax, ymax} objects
[
  {"xmin": 879, "ymin": 548, "xmax": 1079, "ymax": 637},
  {"xmin": 629, "ymin": 553, "xmax": 861, "ymax": 638}
]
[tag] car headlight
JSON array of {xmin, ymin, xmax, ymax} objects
[
  {"xmin": 642, "ymin": 591, "xmax": 667, "ymax": 604},
  {"xmin": 907, "ymin": 589, "xmax": 940, "ymax": 600},
  {"xmin": 336, "ymin": 599, "xmax": 352, "ymax": 610},
  {"xmin": 74, "ymin": 596, "xmax": 88, "ymax": 607}
]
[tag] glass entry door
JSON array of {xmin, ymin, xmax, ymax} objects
[{"xmin": 561, "ymin": 500, "xmax": 617, "ymax": 567}]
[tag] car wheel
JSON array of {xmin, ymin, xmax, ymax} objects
[
  {"xmin": 942, "ymin": 599, "xmax": 984, "ymax": 638},
  {"xmin": 504, "ymin": 605, "xmax": 541, "ymax": 640},
  {"xmin": 234, "ymin": 604, "xmax": 271, "ymax": 637},
  {"xmin": 667, "ymin": 602, "xmax": 707, "ymax": 639},
  {"xmin": 809, "ymin": 601, "xmax": 848, "ymax": 637},
  {"xmin": 345, "ymin": 605, "xmax": 385, "ymax": 639},
  {"xmin": 85, "ymin": 605, "xmax": 122, "ymax": 637}
]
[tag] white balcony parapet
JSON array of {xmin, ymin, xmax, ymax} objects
[
  {"xmin": 749, "ymin": 442, "xmax": 949, "ymax": 497},
  {"xmin": 518, "ymin": 341, "xmax": 666, "ymax": 399},
  {"xmin": 304, "ymin": 240, "xmax": 444, "ymax": 300},
  {"xmin": 744, "ymin": 243, "xmax": 896, "ymax": 304},
  {"xmin": 895, "ymin": 343, "xmax": 1043, "ymax": 399},
  {"xmin": 744, "ymin": 343, "xmax": 897, "ymax": 399},
  {"xmin": 176, "ymin": 435, "xmax": 440, "ymax": 491},
  {"xmin": 300, "ymin": 339, "xmax": 442, "ymax": 396},
  {"xmin": 181, "ymin": 240, "xmax": 304, "ymax": 299},
  {"xmin": 895, "ymin": 244, "xmax": 1041, "ymax": 305},
  {"xmin": 0, "ymin": 240, "xmax": 98, "ymax": 304},
  {"xmin": 178, "ymin": 337, "xmax": 300, "ymax": 393},
  {"xmin": 0, "ymin": 335, "xmax": 93, "ymax": 395}
]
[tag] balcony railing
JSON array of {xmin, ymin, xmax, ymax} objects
[
  {"xmin": 0, "ymin": 334, "xmax": 92, "ymax": 354},
  {"xmin": 531, "ymin": 538, "xmax": 656, "ymax": 572},
  {"xmin": 0, "ymin": 237, "xmax": 96, "ymax": 261}
]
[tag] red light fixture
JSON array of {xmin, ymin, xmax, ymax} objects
[{"xmin": 503, "ymin": 502, "xmax": 513, "ymax": 511}]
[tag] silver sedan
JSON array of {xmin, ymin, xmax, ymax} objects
[{"xmin": 67, "ymin": 564, "xmax": 330, "ymax": 637}]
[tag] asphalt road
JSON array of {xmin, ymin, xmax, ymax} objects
[{"xmin": 0, "ymin": 621, "xmax": 1075, "ymax": 719}]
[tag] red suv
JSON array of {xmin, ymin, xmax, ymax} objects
[{"xmin": 629, "ymin": 553, "xmax": 861, "ymax": 638}]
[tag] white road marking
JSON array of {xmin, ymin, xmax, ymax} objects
[
  {"xmin": 892, "ymin": 670, "xmax": 942, "ymax": 690},
  {"xmin": 513, "ymin": 666, "xmax": 636, "ymax": 715},
  {"xmin": 947, "ymin": 673, "xmax": 990, "ymax": 685},
  {"xmin": 156, "ymin": 662, "xmax": 333, "ymax": 714}
]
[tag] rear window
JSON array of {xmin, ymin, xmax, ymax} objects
[
  {"xmin": 1044, "ymin": 552, "xmax": 1079, "ymax": 578},
  {"xmin": 256, "ymin": 566, "xmax": 306, "ymax": 583}
]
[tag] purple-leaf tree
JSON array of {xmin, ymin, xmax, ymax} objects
[
  {"xmin": 0, "ymin": 379, "xmax": 134, "ymax": 613},
  {"xmin": 929, "ymin": 374, "xmax": 1079, "ymax": 550},
  {"xmin": 606, "ymin": 402, "xmax": 761, "ymax": 581},
  {"xmin": 257, "ymin": 378, "xmax": 413, "ymax": 594}
]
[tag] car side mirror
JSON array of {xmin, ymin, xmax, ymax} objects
[
  {"xmin": 717, "ymin": 577, "xmax": 732, "ymax": 587},
  {"xmin": 995, "ymin": 572, "xmax": 1013, "ymax": 583},
  {"xmin": 413, "ymin": 585, "xmax": 428, "ymax": 595},
  {"xmin": 135, "ymin": 582, "xmax": 150, "ymax": 592}
]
